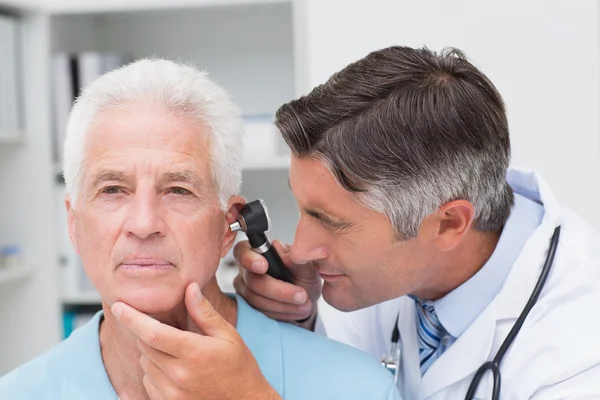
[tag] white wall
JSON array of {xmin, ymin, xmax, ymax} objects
[{"xmin": 296, "ymin": 0, "xmax": 600, "ymax": 228}]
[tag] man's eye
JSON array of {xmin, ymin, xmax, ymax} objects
[
  {"xmin": 169, "ymin": 187, "xmax": 192, "ymax": 196},
  {"xmin": 101, "ymin": 186, "xmax": 123, "ymax": 194}
]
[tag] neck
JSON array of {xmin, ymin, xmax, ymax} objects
[
  {"xmin": 416, "ymin": 229, "xmax": 502, "ymax": 301},
  {"xmin": 99, "ymin": 278, "xmax": 237, "ymax": 400}
]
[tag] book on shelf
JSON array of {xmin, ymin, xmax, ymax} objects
[
  {"xmin": 0, "ymin": 14, "xmax": 22, "ymax": 138},
  {"xmin": 51, "ymin": 51, "xmax": 131, "ymax": 163}
]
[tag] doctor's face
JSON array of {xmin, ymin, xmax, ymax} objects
[
  {"xmin": 289, "ymin": 157, "xmax": 435, "ymax": 311},
  {"xmin": 66, "ymin": 104, "xmax": 241, "ymax": 314}
]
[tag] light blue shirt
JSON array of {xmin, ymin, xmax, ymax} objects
[
  {"xmin": 0, "ymin": 295, "xmax": 401, "ymax": 400},
  {"xmin": 433, "ymin": 193, "xmax": 544, "ymax": 342}
]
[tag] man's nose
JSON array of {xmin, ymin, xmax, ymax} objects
[
  {"xmin": 124, "ymin": 189, "xmax": 166, "ymax": 240},
  {"xmin": 290, "ymin": 217, "xmax": 328, "ymax": 264}
]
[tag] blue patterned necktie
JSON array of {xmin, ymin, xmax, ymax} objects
[{"xmin": 415, "ymin": 298, "xmax": 452, "ymax": 375}]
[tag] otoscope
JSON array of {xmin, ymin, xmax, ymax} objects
[{"xmin": 229, "ymin": 199, "xmax": 295, "ymax": 284}]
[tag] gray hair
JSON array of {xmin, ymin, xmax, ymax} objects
[
  {"xmin": 276, "ymin": 46, "xmax": 514, "ymax": 239},
  {"xmin": 63, "ymin": 58, "xmax": 244, "ymax": 209}
]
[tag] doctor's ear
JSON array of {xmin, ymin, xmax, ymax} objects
[
  {"xmin": 221, "ymin": 196, "xmax": 246, "ymax": 257},
  {"xmin": 432, "ymin": 200, "xmax": 475, "ymax": 251}
]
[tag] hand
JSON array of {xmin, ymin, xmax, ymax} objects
[
  {"xmin": 111, "ymin": 282, "xmax": 281, "ymax": 400},
  {"xmin": 233, "ymin": 240, "xmax": 322, "ymax": 328}
]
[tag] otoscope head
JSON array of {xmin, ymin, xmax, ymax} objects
[{"xmin": 229, "ymin": 199, "xmax": 270, "ymax": 234}]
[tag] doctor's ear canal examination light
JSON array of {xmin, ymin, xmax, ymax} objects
[{"xmin": 229, "ymin": 199, "xmax": 295, "ymax": 284}]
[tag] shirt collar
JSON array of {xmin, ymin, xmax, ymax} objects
[{"xmin": 432, "ymin": 193, "xmax": 544, "ymax": 338}]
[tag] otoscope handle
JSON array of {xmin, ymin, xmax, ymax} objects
[
  {"xmin": 247, "ymin": 232, "xmax": 295, "ymax": 284},
  {"xmin": 262, "ymin": 243, "xmax": 310, "ymax": 323},
  {"xmin": 262, "ymin": 246, "xmax": 295, "ymax": 284}
]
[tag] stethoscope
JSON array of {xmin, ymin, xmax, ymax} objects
[{"xmin": 381, "ymin": 226, "xmax": 561, "ymax": 400}]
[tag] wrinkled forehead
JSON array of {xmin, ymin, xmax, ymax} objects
[{"xmin": 81, "ymin": 104, "xmax": 214, "ymax": 185}]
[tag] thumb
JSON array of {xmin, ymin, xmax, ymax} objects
[{"xmin": 185, "ymin": 282, "xmax": 237, "ymax": 340}]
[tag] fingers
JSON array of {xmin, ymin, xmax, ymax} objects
[
  {"xmin": 185, "ymin": 282, "xmax": 239, "ymax": 341},
  {"xmin": 235, "ymin": 269, "xmax": 309, "ymax": 306},
  {"xmin": 233, "ymin": 240, "xmax": 268, "ymax": 274},
  {"xmin": 138, "ymin": 340, "xmax": 192, "ymax": 399},
  {"xmin": 142, "ymin": 374, "xmax": 166, "ymax": 400},
  {"xmin": 112, "ymin": 302, "xmax": 191, "ymax": 358}
]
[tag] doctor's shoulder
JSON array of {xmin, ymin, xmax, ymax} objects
[
  {"xmin": 511, "ymin": 209, "xmax": 600, "ymax": 393},
  {"xmin": 276, "ymin": 321, "xmax": 400, "ymax": 400}
]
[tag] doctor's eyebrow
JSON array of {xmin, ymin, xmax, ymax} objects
[
  {"xmin": 288, "ymin": 179, "xmax": 353, "ymax": 229},
  {"xmin": 306, "ymin": 209, "xmax": 353, "ymax": 230}
]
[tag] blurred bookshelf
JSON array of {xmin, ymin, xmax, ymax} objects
[{"xmin": 0, "ymin": 265, "xmax": 33, "ymax": 285}]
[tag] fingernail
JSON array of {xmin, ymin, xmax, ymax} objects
[
  {"xmin": 111, "ymin": 303, "xmax": 122, "ymax": 318},
  {"xmin": 299, "ymin": 303, "xmax": 312, "ymax": 312},
  {"xmin": 192, "ymin": 282, "xmax": 203, "ymax": 302},
  {"xmin": 293, "ymin": 292, "xmax": 307, "ymax": 305},
  {"xmin": 252, "ymin": 261, "xmax": 266, "ymax": 273}
]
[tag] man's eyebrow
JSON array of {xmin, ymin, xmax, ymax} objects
[
  {"xmin": 91, "ymin": 170, "xmax": 131, "ymax": 188},
  {"xmin": 162, "ymin": 171, "xmax": 205, "ymax": 189}
]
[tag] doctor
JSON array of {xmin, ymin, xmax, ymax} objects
[{"xmin": 234, "ymin": 45, "xmax": 600, "ymax": 399}]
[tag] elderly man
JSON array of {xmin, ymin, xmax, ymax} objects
[{"xmin": 0, "ymin": 59, "xmax": 400, "ymax": 400}]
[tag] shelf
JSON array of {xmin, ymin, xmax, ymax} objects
[
  {"xmin": 62, "ymin": 291, "xmax": 102, "ymax": 305},
  {"xmin": 0, "ymin": 133, "xmax": 24, "ymax": 144},
  {"xmin": 31, "ymin": 0, "xmax": 289, "ymax": 14},
  {"xmin": 0, "ymin": 265, "xmax": 33, "ymax": 285}
]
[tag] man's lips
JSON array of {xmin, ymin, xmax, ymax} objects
[
  {"xmin": 119, "ymin": 258, "xmax": 174, "ymax": 271},
  {"xmin": 121, "ymin": 258, "xmax": 171, "ymax": 266}
]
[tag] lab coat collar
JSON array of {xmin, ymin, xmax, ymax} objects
[
  {"xmin": 418, "ymin": 168, "xmax": 562, "ymax": 398},
  {"xmin": 496, "ymin": 168, "xmax": 563, "ymax": 320}
]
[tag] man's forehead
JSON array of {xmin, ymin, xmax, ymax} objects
[{"xmin": 89, "ymin": 168, "xmax": 207, "ymax": 187}]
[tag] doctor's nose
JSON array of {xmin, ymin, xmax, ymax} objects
[
  {"xmin": 290, "ymin": 217, "xmax": 328, "ymax": 264},
  {"xmin": 123, "ymin": 189, "xmax": 167, "ymax": 240}
]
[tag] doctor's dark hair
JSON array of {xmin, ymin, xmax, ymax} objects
[{"xmin": 275, "ymin": 46, "xmax": 514, "ymax": 239}]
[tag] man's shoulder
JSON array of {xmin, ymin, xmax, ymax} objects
[
  {"xmin": 0, "ymin": 342, "xmax": 63, "ymax": 398},
  {"xmin": 277, "ymin": 321, "xmax": 398, "ymax": 399},
  {"xmin": 0, "ymin": 312, "xmax": 111, "ymax": 400}
]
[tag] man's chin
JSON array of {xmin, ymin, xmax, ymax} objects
[{"xmin": 112, "ymin": 285, "xmax": 184, "ymax": 315}]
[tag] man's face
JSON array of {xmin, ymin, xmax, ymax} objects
[
  {"xmin": 289, "ymin": 157, "xmax": 436, "ymax": 312},
  {"xmin": 67, "ymin": 104, "xmax": 239, "ymax": 314}
]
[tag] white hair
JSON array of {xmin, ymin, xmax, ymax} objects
[{"xmin": 63, "ymin": 58, "xmax": 244, "ymax": 209}]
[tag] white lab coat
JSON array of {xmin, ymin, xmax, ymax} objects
[{"xmin": 318, "ymin": 168, "xmax": 600, "ymax": 399}]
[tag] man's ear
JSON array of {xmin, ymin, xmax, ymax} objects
[
  {"xmin": 221, "ymin": 195, "xmax": 246, "ymax": 258},
  {"xmin": 65, "ymin": 195, "xmax": 79, "ymax": 254},
  {"xmin": 430, "ymin": 200, "xmax": 475, "ymax": 252}
]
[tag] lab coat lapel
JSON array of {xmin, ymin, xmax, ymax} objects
[
  {"xmin": 420, "ymin": 303, "xmax": 496, "ymax": 399},
  {"xmin": 496, "ymin": 168, "xmax": 562, "ymax": 321}
]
